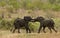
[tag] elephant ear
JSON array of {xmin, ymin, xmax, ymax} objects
[{"xmin": 24, "ymin": 16, "xmax": 32, "ymax": 21}]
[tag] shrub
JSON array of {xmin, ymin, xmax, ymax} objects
[
  {"xmin": 29, "ymin": 22, "xmax": 40, "ymax": 32},
  {"xmin": 52, "ymin": 4, "xmax": 60, "ymax": 11},
  {"xmin": 0, "ymin": 18, "xmax": 15, "ymax": 30},
  {"xmin": 53, "ymin": 18, "xmax": 60, "ymax": 29},
  {"xmin": 0, "ymin": 1, "xmax": 7, "ymax": 7}
]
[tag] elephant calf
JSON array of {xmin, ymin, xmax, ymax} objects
[
  {"xmin": 33, "ymin": 17, "xmax": 57, "ymax": 33},
  {"xmin": 11, "ymin": 16, "xmax": 33, "ymax": 33}
]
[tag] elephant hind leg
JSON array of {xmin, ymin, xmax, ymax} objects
[
  {"xmin": 51, "ymin": 27, "xmax": 57, "ymax": 33},
  {"xmin": 43, "ymin": 26, "xmax": 46, "ymax": 33},
  {"xmin": 12, "ymin": 27, "xmax": 17, "ymax": 33},
  {"xmin": 48, "ymin": 27, "xmax": 52, "ymax": 33}
]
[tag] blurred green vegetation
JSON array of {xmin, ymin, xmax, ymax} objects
[
  {"xmin": 0, "ymin": 18, "xmax": 15, "ymax": 30},
  {"xmin": 0, "ymin": 0, "xmax": 60, "ymax": 11}
]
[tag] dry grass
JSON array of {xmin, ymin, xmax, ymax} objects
[
  {"xmin": 0, "ymin": 8, "xmax": 60, "ymax": 19},
  {"xmin": 0, "ymin": 30, "xmax": 60, "ymax": 38}
]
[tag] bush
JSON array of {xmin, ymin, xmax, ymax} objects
[
  {"xmin": 53, "ymin": 18, "xmax": 60, "ymax": 29},
  {"xmin": 29, "ymin": 22, "xmax": 40, "ymax": 32},
  {"xmin": 0, "ymin": 18, "xmax": 15, "ymax": 30},
  {"xmin": 0, "ymin": 1, "xmax": 7, "ymax": 7},
  {"xmin": 52, "ymin": 4, "xmax": 60, "ymax": 11}
]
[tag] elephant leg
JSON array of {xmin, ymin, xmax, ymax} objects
[
  {"xmin": 18, "ymin": 28, "xmax": 20, "ymax": 33},
  {"xmin": 26, "ymin": 28, "xmax": 28, "ymax": 33},
  {"xmin": 38, "ymin": 26, "xmax": 42, "ymax": 33},
  {"xmin": 43, "ymin": 26, "xmax": 46, "ymax": 33},
  {"xmin": 13, "ymin": 28, "xmax": 16, "ymax": 33},
  {"xmin": 25, "ymin": 27, "xmax": 31, "ymax": 33},
  {"xmin": 48, "ymin": 27, "xmax": 52, "ymax": 33},
  {"xmin": 51, "ymin": 27, "xmax": 57, "ymax": 33},
  {"xmin": 28, "ymin": 28, "xmax": 31, "ymax": 33}
]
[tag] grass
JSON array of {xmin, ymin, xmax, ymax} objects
[
  {"xmin": 0, "ymin": 30, "xmax": 60, "ymax": 38},
  {"xmin": 0, "ymin": 0, "xmax": 60, "ymax": 11}
]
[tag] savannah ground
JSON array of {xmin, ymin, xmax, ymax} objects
[{"xmin": 0, "ymin": 30, "xmax": 60, "ymax": 38}]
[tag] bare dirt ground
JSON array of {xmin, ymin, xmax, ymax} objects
[{"xmin": 0, "ymin": 30, "xmax": 60, "ymax": 38}]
